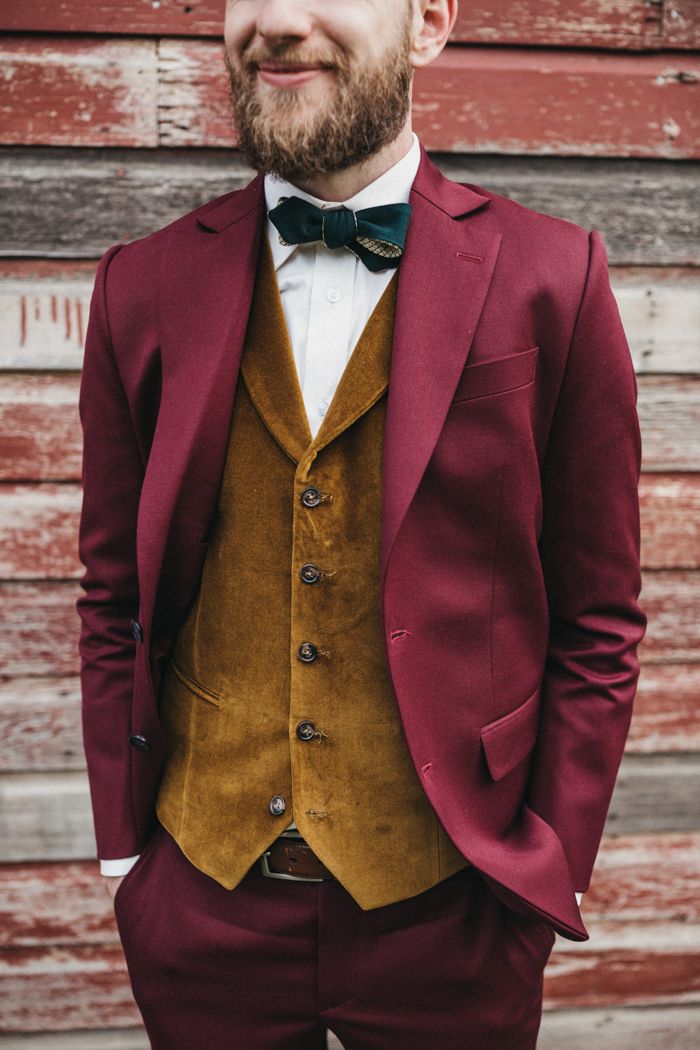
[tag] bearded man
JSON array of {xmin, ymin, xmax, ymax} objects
[{"xmin": 76, "ymin": 1, "xmax": 646, "ymax": 1047}]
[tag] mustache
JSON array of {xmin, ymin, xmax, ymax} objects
[{"xmin": 240, "ymin": 43, "xmax": 349, "ymax": 75}]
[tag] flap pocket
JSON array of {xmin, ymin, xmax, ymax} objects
[
  {"xmin": 480, "ymin": 686, "xmax": 541, "ymax": 781},
  {"xmin": 452, "ymin": 347, "xmax": 539, "ymax": 403},
  {"xmin": 170, "ymin": 659, "xmax": 222, "ymax": 708}
]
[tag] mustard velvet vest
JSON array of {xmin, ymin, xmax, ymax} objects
[{"xmin": 156, "ymin": 233, "xmax": 469, "ymax": 909}]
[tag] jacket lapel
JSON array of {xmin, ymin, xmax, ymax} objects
[
  {"xmin": 139, "ymin": 174, "xmax": 265, "ymax": 640},
  {"xmin": 381, "ymin": 147, "xmax": 501, "ymax": 584}
]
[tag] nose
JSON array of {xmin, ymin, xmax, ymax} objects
[{"xmin": 256, "ymin": 0, "xmax": 313, "ymax": 43}]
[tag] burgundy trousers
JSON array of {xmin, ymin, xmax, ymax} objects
[{"xmin": 113, "ymin": 824, "xmax": 556, "ymax": 1049}]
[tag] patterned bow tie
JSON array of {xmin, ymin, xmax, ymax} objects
[{"xmin": 267, "ymin": 195, "xmax": 412, "ymax": 272}]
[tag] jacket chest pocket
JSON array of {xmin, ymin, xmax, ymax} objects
[{"xmin": 451, "ymin": 347, "xmax": 539, "ymax": 404}]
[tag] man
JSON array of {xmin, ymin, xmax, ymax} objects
[{"xmin": 76, "ymin": 0, "xmax": 646, "ymax": 1046}]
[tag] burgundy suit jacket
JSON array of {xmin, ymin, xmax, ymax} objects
[{"xmin": 77, "ymin": 143, "xmax": 646, "ymax": 942}]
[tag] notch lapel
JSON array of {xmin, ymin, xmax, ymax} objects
[
  {"xmin": 381, "ymin": 151, "xmax": 501, "ymax": 584},
  {"xmin": 139, "ymin": 175, "xmax": 265, "ymax": 641}
]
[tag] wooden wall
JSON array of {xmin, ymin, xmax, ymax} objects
[{"xmin": 1, "ymin": 2, "xmax": 699, "ymax": 1046}]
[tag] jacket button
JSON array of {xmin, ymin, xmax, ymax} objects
[
  {"xmin": 128, "ymin": 733, "xmax": 150, "ymax": 752},
  {"xmin": 269, "ymin": 795, "xmax": 287, "ymax": 816},
  {"xmin": 301, "ymin": 486, "xmax": 322, "ymax": 508},
  {"xmin": 298, "ymin": 642, "xmax": 318, "ymax": 662},
  {"xmin": 299, "ymin": 563, "xmax": 322, "ymax": 584},
  {"xmin": 296, "ymin": 720, "xmax": 316, "ymax": 741},
  {"xmin": 130, "ymin": 619, "xmax": 144, "ymax": 642}
]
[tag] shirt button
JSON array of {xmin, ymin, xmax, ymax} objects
[
  {"xmin": 296, "ymin": 721, "xmax": 317, "ymax": 741},
  {"xmin": 269, "ymin": 795, "xmax": 287, "ymax": 816},
  {"xmin": 298, "ymin": 642, "xmax": 318, "ymax": 662},
  {"xmin": 301, "ymin": 486, "xmax": 322, "ymax": 508},
  {"xmin": 327, "ymin": 288, "xmax": 340, "ymax": 303},
  {"xmin": 317, "ymin": 398, "xmax": 329, "ymax": 417},
  {"xmin": 299, "ymin": 563, "xmax": 322, "ymax": 584}
]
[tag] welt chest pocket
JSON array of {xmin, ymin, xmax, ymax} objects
[{"xmin": 451, "ymin": 346, "xmax": 539, "ymax": 404}]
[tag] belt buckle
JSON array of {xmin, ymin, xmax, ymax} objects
[{"xmin": 260, "ymin": 850, "xmax": 325, "ymax": 882}]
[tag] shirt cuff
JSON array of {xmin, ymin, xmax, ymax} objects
[
  {"xmin": 100, "ymin": 855, "xmax": 140, "ymax": 877},
  {"xmin": 575, "ymin": 891, "xmax": 584, "ymax": 906}
]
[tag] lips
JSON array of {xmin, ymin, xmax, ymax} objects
[{"xmin": 256, "ymin": 61, "xmax": 332, "ymax": 87}]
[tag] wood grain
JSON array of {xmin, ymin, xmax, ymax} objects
[
  {"xmin": 0, "ymin": 0, "xmax": 669, "ymax": 49},
  {"xmin": 1, "ymin": 148, "xmax": 698, "ymax": 265},
  {"xmin": 0, "ymin": 570, "xmax": 694, "ymax": 675},
  {"xmin": 0, "ymin": 473, "xmax": 696, "ymax": 578},
  {"xmin": 4, "ymin": 38, "xmax": 699, "ymax": 157},
  {"xmin": 0, "ymin": 38, "xmax": 158, "ymax": 148},
  {"xmin": 2, "ymin": 265, "xmax": 698, "ymax": 374}
]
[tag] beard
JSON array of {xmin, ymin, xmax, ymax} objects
[{"xmin": 225, "ymin": 14, "xmax": 414, "ymax": 181}]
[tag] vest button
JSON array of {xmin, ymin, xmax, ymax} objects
[
  {"xmin": 296, "ymin": 721, "xmax": 316, "ymax": 741},
  {"xmin": 301, "ymin": 486, "xmax": 322, "ymax": 508},
  {"xmin": 299, "ymin": 563, "xmax": 322, "ymax": 584},
  {"xmin": 130, "ymin": 619, "xmax": 144, "ymax": 642},
  {"xmin": 269, "ymin": 795, "xmax": 287, "ymax": 816},
  {"xmin": 128, "ymin": 733, "xmax": 150, "ymax": 752},
  {"xmin": 298, "ymin": 642, "xmax": 318, "ymax": 662}
]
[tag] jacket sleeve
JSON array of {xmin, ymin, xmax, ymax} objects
[
  {"xmin": 528, "ymin": 229, "xmax": 647, "ymax": 892},
  {"xmin": 76, "ymin": 243, "xmax": 145, "ymax": 860}
]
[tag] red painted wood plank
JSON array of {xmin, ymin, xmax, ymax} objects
[
  {"xmin": 665, "ymin": 1, "xmax": 700, "ymax": 48},
  {"xmin": 0, "ymin": 1, "xmax": 667, "ymax": 49},
  {"xmin": 629, "ymin": 664, "xmax": 700, "ymax": 753},
  {"xmin": 154, "ymin": 40, "xmax": 700, "ymax": 157},
  {"xmin": 0, "ymin": 38, "xmax": 157, "ymax": 147},
  {"xmin": 0, "ymin": 571, "xmax": 694, "ymax": 677},
  {"xmin": 3, "ymin": 38, "xmax": 699, "ymax": 156},
  {"xmin": 0, "ymin": 375, "xmax": 81, "ymax": 482},
  {"xmin": 0, "ymin": 472, "xmax": 697, "ymax": 578}
]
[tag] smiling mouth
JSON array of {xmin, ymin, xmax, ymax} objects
[{"xmin": 255, "ymin": 61, "xmax": 334, "ymax": 86}]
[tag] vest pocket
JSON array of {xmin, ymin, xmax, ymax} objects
[
  {"xmin": 480, "ymin": 686, "xmax": 541, "ymax": 781},
  {"xmin": 170, "ymin": 658, "xmax": 223, "ymax": 708}
]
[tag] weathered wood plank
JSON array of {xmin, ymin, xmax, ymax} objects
[
  {"xmin": 0, "ymin": 0, "xmax": 666, "ymax": 49},
  {"xmin": 638, "ymin": 379, "xmax": 700, "ymax": 472},
  {"xmin": 3, "ymin": 40, "xmax": 700, "ymax": 156},
  {"xmin": 639, "ymin": 475, "xmax": 700, "ymax": 570},
  {"xmin": 537, "ymin": 1007, "xmax": 700, "ymax": 1049},
  {"xmin": 1, "ymin": 148, "xmax": 697, "ymax": 265},
  {"xmin": 2, "ymin": 265, "xmax": 698, "ymax": 374},
  {"xmin": 0, "ymin": 1034, "xmax": 147, "ymax": 1050},
  {"xmin": 0, "ymin": 376, "xmax": 81, "ymax": 482},
  {"xmin": 582, "ymin": 832, "xmax": 700, "ymax": 922},
  {"xmin": 614, "ymin": 270, "xmax": 700, "ymax": 375},
  {"xmin": 1, "ymin": 833, "xmax": 695, "ymax": 949},
  {"xmin": 0, "ymin": 570, "xmax": 694, "ymax": 678},
  {"xmin": 0, "ymin": 39, "xmax": 158, "ymax": 148},
  {"xmin": 0, "ymin": 677, "xmax": 83, "ymax": 773},
  {"xmin": 605, "ymin": 754, "xmax": 700, "ymax": 835},
  {"xmin": 1, "ymin": 1010, "xmax": 700, "ymax": 1050},
  {"xmin": 0, "ymin": 474, "xmax": 695, "ymax": 581},
  {"xmin": 0, "ymin": 661, "xmax": 697, "ymax": 776},
  {"xmin": 155, "ymin": 40, "xmax": 700, "ymax": 158},
  {"xmin": 665, "ymin": 1, "xmax": 700, "ymax": 48},
  {"xmin": 0, "ymin": 750, "xmax": 697, "ymax": 863},
  {"xmin": 544, "ymin": 921, "xmax": 700, "ymax": 1008},
  {"xmin": 0, "ymin": 484, "xmax": 82, "ymax": 579},
  {"xmin": 629, "ymin": 664, "xmax": 700, "ymax": 754},
  {"xmin": 0, "ymin": 945, "xmax": 140, "ymax": 1031}
]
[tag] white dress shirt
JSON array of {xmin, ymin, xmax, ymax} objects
[{"xmin": 101, "ymin": 131, "xmax": 583, "ymax": 907}]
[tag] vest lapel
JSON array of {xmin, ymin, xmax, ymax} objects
[
  {"xmin": 381, "ymin": 147, "xmax": 502, "ymax": 586},
  {"xmin": 240, "ymin": 233, "xmax": 313, "ymax": 463},
  {"xmin": 243, "ymin": 234, "xmax": 399, "ymax": 461},
  {"xmin": 312, "ymin": 271, "xmax": 397, "ymax": 455}
]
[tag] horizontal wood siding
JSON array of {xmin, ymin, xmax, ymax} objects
[{"xmin": 1, "ymin": 1, "xmax": 698, "ymax": 1044}]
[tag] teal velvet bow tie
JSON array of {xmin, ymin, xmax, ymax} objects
[{"xmin": 267, "ymin": 195, "xmax": 412, "ymax": 272}]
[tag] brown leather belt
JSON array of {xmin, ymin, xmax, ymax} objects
[{"xmin": 260, "ymin": 833, "xmax": 336, "ymax": 882}]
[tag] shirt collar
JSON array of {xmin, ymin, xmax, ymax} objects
[{"xmin": 264, "ymin": 131, "xmax": 421, "ymax": 271}]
